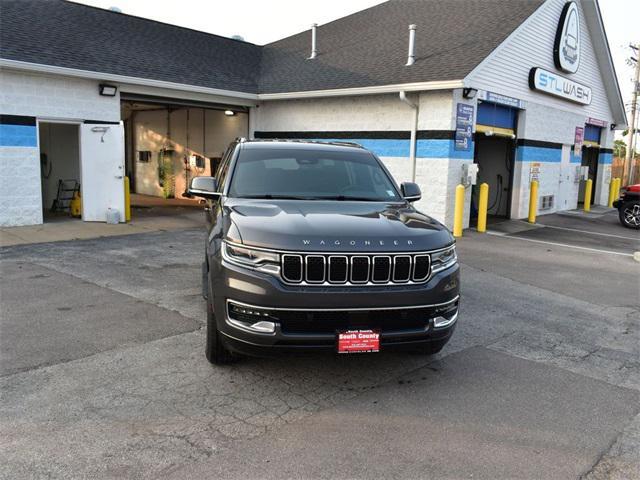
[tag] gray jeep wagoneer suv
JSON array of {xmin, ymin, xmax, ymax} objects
[{"xmin": 188, "ymin": 139, "xmax": 459, "ymax": 364}]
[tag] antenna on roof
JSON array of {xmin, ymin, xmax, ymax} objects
[
  {"xmin": 308, "ymin": 24, "xmax": 318, "ymax": 60},
  {"xmin": 406, "ymin": 24, "xmax": 416, "ymax": 66}
]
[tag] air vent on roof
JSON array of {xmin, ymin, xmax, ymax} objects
[
  {"xmin": 308, "ymin": 23, "xmax": 318, "ymax": 60},
  {"xmin": 406, "ymin": 24, "xmax": 417, "ymax": 66}
]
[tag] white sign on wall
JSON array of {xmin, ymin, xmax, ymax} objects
[
  {"xmin": 529, "ymin": 67, "xmax": 592, "ymax": 105},
  {"xmin": 554, "ymin": 1, "xmax": 581, "ymax": 73}
]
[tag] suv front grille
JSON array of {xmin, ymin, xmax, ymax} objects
[{"xmin": 281, "ymin": 253, "xmax": 432, "ymax": 285}]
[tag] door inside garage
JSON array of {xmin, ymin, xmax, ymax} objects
[
  {"xmin": 38, "ymin": 122, "xmax": 81, "ymax": 222},
  {"xmin": 577, "ymin": 125, "xmax": 602, "ymax": 205},
  {"xmin": 121, "ymin": 95, "xmax": 249, "ymax": 210},
  {"xmin": 471, "ymin": 102, "xmax": 518, "ymax": 223}
]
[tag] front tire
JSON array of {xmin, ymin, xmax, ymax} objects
[
  {"xmin": 205, "ymin": 296, "xmax": 236, "ymax": 365},
  {"xmin": 619, "ymin": 202, "xmax": 640, "ymax": 229}
]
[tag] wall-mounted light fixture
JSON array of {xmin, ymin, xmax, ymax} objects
[
  {"xmin": 99, "ymin": 84, "xmax": 118, "ymax": 97},
  {"xmin": 462, "ymin": 88, "xmax": 478, "ymax": 99},
  {"xmin": 610, "ymin": 123, "xmax": 616, "ymax": 131},
  {"xmin": 224, "ymin": 110, "xmax": 236, "ymax": 116}
]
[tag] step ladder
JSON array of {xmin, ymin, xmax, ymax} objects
[{"xmin": 51, "ymin": 179, "xmax": 80, "ymax": 213}]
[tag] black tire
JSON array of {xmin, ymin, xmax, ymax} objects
[
  {"xmin": 619, "ymin": 202, "xmax": 640, "ymax": 229},
  {"xmin": 205, "ymin": 295, "xmax": 236, "ymax": 365}
]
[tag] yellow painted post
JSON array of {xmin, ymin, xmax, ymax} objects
[
  {"xmin": 477, "ymin": 182, "xmax": 489, "ymax": 233},
  {"xmin": 613, "ymin": 177, "xmax": 621, "ymax": 203},
  {"xmin": 124, "ymin": 176, "xmax": 131, "ymax": 222},
  {"xmin": 528, "ymin": 180, "xmax": 538, "ymax": 223},
  {"xmin": 584, "ymin": 179, "xmax": 593, "ymax": 212},
  {"xmin": 453, "ymin": 184, "xmax": 465, "ymax": 238},
  {"xmin": 608, "ymin": 177, "xmax": 617, "ymax": 207}
]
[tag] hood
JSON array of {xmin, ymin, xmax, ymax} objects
[{"xmin": 223, "ymin": 199, "xmax": 453, "ymax": 252}]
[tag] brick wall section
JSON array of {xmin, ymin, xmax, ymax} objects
[
  {"xmin": 0, "ymin": 70, "xmax": 120, "ymax": 226},
  {"xmin": 0, "ymin": 147, "xmax": 41, "ymax": 226},
  {"xmin": 0, "ymin": 70, "xmax": 120, "ymax": 121}
]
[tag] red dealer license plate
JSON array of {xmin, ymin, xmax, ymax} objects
[{"xmin": 337, "ymin": 330, "xmax": 380, "ymax": 354}]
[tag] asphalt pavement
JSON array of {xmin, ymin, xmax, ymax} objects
[{"xmin": 0, "ymin": 209, "xmax": 638, "ymax": 479}]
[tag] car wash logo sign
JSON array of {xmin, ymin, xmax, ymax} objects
[
  {"xmin": 529, "ymin": 1, "xmax": 591, "ymax": 105},
  {"xmin": 554, "ymin": 1, "xmax": 580, "ymax": 73},
  {"xmin": 529, "ymin": 68, "xmax": 591, "ymax": 105}
]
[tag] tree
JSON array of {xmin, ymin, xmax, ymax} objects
[{"xmin": 614, "ymin": 139, "xmax": 627, "ymax": 158}]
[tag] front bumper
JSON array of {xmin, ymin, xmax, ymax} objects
[{"xmin": 209, "ymin": 253, "xmax": 460, "ymax": 356}]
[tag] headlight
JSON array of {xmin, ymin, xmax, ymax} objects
[
  {"xmin": 431, "ymin": 245, "xmax": 457, "ymax": 273},
  {"xmin": 222, "ymin": 241, "xmax": 280, "ymax": 274}
]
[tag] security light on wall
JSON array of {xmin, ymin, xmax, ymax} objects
[
  {"xmin": 224, "ymin": 110, "xmax": 236, "ymax": 116},
  {"xmin": 99, "ymin": 84, "xmax": 118, "ymax": 97},
  {"xmin": 462, "ymin": 88, "xmax": 478, "ymax": 99}
]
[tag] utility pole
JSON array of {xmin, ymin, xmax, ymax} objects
[{"xmin": 625, "ymin": 44, "xmax": 639, "ymax": 184}]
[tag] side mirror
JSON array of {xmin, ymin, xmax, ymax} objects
[
  {"xmin": 188, "ymin": 176, "xmax": 220, "ymax": 199},
  {"xmin": 401, "ymin": 182, "xmax": 421, "ymax": 202}
]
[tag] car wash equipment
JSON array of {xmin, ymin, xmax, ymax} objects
[
  {"xmin": 51, "ymin": 179, "xmax": 80, "ymax": 213},
  {"xmin": 69, "ymin": 191, "xmax": 82, "ymax": 218}
]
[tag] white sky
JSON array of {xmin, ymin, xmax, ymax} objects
[{"xmin": 74, "ymin": 0, "xmax": 637, "ymax": 124}]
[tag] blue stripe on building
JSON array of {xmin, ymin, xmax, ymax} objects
[
  {"xmin": 569, "ymin": 151, "xmax": 582, "ymax": 163},
  {"xmin": 515, "ymin": 145, "xmax": 562, "ymax": 163},
  {"xmin": 598, "ymin": 152, "xmax": 613, "ymax": 164},
  {"xmin": 0, "ymin": 124, "xmax": 38, "ymax": 147},
  {"xmin": 308, "ymin": 138, "xmax": 474, "ymax": 159},
  {"xmin": 260, "ymin": 135, "xmax": 474, "ymax": 160}
]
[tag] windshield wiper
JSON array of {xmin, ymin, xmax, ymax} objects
[
  {"xmin": 312, "ymin": 195, "xmax": 384, "ymax": 201},
  {"xmin": 236, "ymin": 194, "xmax": 314, "ymax": 200}
]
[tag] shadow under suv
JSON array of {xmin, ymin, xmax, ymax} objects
[{"xmin": 188, "ymin": 139, "xmax": 459, "ymax": 364}]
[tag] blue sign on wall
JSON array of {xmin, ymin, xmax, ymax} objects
[{"xmin": 455, "ymin": 103, "xmax": 474, "ymax": 151}]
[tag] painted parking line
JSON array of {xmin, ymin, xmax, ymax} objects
[
  {"xmin": 535, "ymin": 223, "xmax": 640, "ymax": 241},
  {"xmin": 486, "ymin": 231, "xmax": 634, "ymax": 257}
]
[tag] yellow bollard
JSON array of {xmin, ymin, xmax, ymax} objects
[
  {"xmin": 613, "ymin": 177, "xmax": 621, "ymax": 204},
  {"xmin": 453, "ymin": 184, "xmax": 465, "ymax": 238},
  {"xmin": 528, "ymin": 180, "xmax": 538, "ymax": 223},
  {"xmin": 477, "ymin": 182, "xmax": 489, "ymax": 233},
  {"xmin": 608, "ymin": 177, "xmax": 618, "ymax": 208},
  {"xmin": 124, "ymin": 176, "xmax": 131, "ymax": 222},
  {"xmin": 584, "ymin": 178, "xmax": 592, "ymax": 212}
]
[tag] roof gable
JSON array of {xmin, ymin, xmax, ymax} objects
[{"xmin": 465, "ymin": 0, "xmax": 625, "ymax": 125}]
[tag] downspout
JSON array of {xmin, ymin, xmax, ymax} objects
[{"xmin": 399, "ymin": 91, "xmax": 419, "ymax": 182}]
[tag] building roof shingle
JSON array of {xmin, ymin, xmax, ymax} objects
[{"xmin": 0, "ymin": 0, "xmax": 545, "ymax": 95}]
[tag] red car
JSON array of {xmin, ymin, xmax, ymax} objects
[{"xmin": 613, "ymin": 184, "xmax": 640, "ymax": 229}]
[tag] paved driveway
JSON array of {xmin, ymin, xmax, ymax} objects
[{"xmin": 1, "ymin": 209, "xmax": 638, "ymax": 479}]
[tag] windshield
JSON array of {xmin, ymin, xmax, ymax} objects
[{"xmin": 228, "ymin": 147, "xmax": 401, "ymax": 201}]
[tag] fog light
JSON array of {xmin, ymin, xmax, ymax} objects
[{"xmin": 227, "ymin": 302, "xmax": 276, "ymax": 334}]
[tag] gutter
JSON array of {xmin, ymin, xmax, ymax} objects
[
  {"xmin": 1, "ymin": 58, "xmax": 463, "ymax": 103},
  {"xmin": 0, "ymin": 58, "xmax": 259, "ymax": 102},
  {"xmin": 399, "ymin": 91, "xmax": 419, "ymax": 182},
  {"xmin": 258, "ymin": 80, "xmax": 463, "ymax": 100}
]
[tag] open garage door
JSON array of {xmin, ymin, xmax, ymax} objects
[{"xmin": 80, "ymin": 122, "xmax": 125, "ymax": 222}]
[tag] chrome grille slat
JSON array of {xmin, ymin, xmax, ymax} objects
[
  {"xmin": 305, "ymin": 255, "xmax": 326, "ymax": 283},
  {"xmin": 328, "ymin": 256, "xmax": 348, "ymax": 284},
  {"xmin": 392, "ymin": 255, "xmax": 412, "ymax": 282},
  {"xmin": 281, "ymin": 252, "xmax": 435, "ymax": 286}
]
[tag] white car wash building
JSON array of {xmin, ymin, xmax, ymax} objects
[{"xmin": 0, "ymin": 0, "xmax": 626, "ymax": 228}]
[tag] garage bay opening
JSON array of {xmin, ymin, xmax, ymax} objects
[
  {"xmin": 121, "ymin": 95, "xmax": 249, "ymax": 215},
  {"xmin": 470, "ymin": 101, "xmax": 518, "ymax": 224}
]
